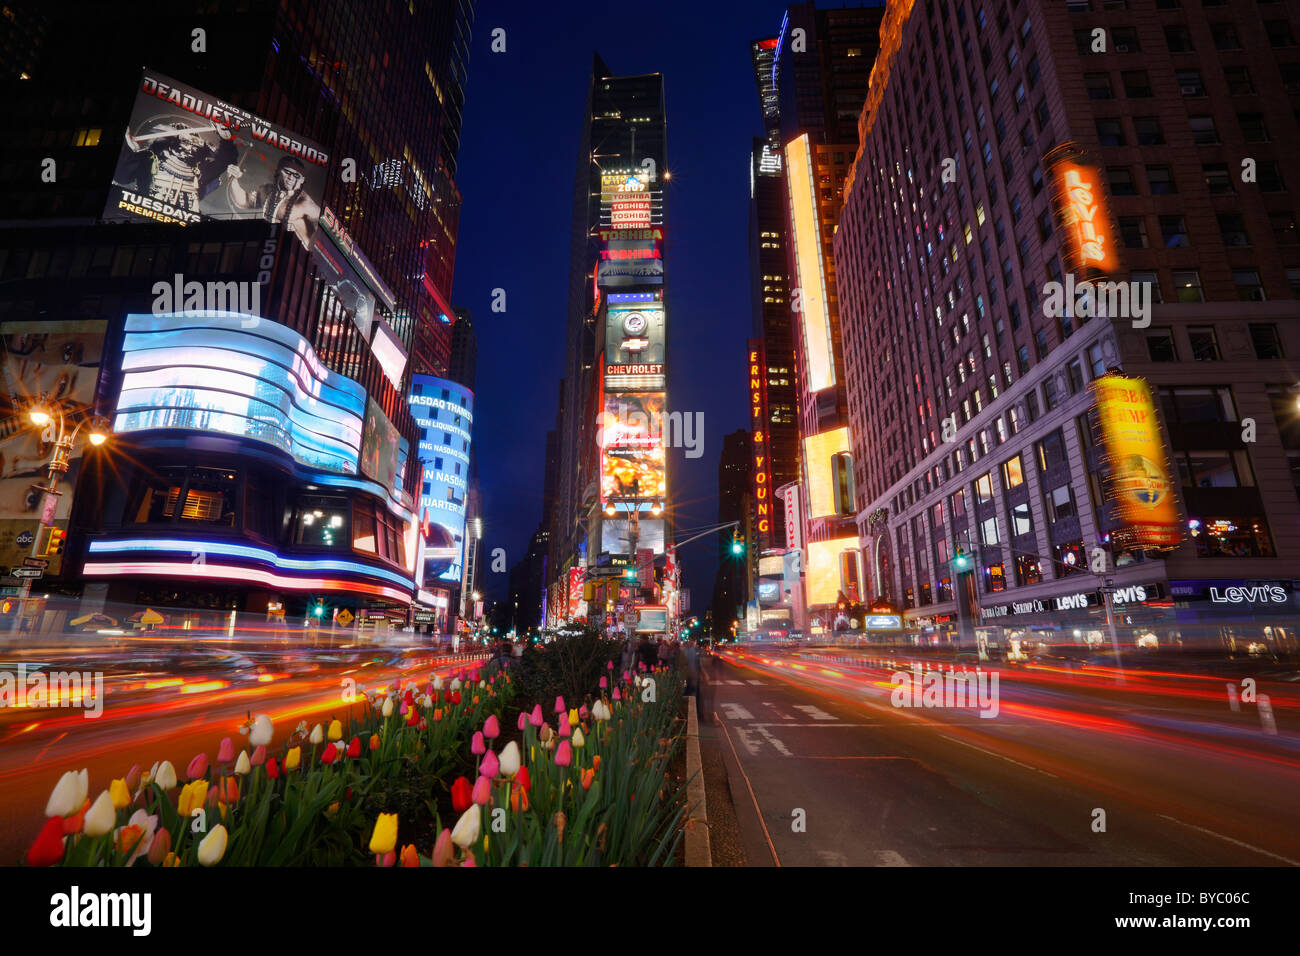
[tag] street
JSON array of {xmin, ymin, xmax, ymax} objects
[{"xmin": 698, "ymin": 648, "xmax": 1300, "ymax": 867}]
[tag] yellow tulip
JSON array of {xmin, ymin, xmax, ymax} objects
[
  {"xmin": 284, "ymin": 746, "xmax": 301, "ymax": 771},
  {"xmin": 327, "ymin": 719, "xmax": 343, "ymax": 742},
  {"xmin": 109, "ymin": 778, "xmax": 130, "ymax": 810},
  {"xmin": 197, "ymin": 824, "xmax": 228, "ymax": 866},
  {"xmin": 369, "ymin": 812, "xmax": 398, "ymax": 855},
  {"xmin": 568, "ymin": 708, "xmax": 579, "ymax": 726},
  {"xmin": 177, "ymin": 780, "xmax": 209, "ymax": 818}
]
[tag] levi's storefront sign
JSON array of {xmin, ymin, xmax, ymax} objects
[
  {"xmin": 1172, "ymin": 580, "xmax": 1298, "ymax": 619},
  {"xmin": 982, "ymin": 583, "xmax": 1160, "ymax": 620}
]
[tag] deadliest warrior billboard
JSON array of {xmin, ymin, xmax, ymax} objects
[{"xmin": 104, "ymin": 69, "xmax": 328, "ymax": 249}]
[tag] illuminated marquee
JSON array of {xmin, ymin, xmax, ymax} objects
[
  {"xmin": 803, "ymin": 427, "xmax": 852, "ymax": 519},
  {"xmin": 785, "ymin": 134, "xmax": 835, "ymax": 392},
  {"xmin": 748, "ymin": 340, "xmax": 773, "ymax": 546},
  {"xmin": 1047, "ymin": 144, "xmax": 1119, "ymax": 277},
  {"xmin": 1091, "ymin": 374, "xmax": 1182, "ymax": 550}
]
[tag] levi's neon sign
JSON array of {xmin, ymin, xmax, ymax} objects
[{"xmin": 1058, "ymin": 162, "xmax": 1116, "ymax": 274}]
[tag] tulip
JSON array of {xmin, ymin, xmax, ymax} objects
[
  {"xmin": 516, "ymin": 765, "xmax": 532, "ymax": 793},
  {"xmin": 510, "ymin": 785, "xmax": 530, "ymax": 812},
  {"xmin": 559, "ymin": 715, "xmax": 572, "ymax": 738},
  {"xmin": 109, "ymin": 778, "xmax": 130, "ymax": 810},
  {"xmin": 540, "ymin": 723, "xmax": 554, "ymax": 744},
  {"xmin": 499, "ymin": 741, "xmax": 521, "ymax": 778},
  {"xmin": 450, "ymin": 806, "xmax": 480, "ymax": 848},
  {"xmin": 568, "ymin": 707, "xmax": 579, "ymax": 725},
  {"xmin": 26, "ymin": 817, "xmax": 65, "ymax": 867},
  {"xmin": 593, "ymin": 754, "xmax": 601, "ymax": 772},
  {"xmin": 483, "ymin": 714, "xmax": 500, "ymax": 739},
  {"xmin": 471, "ymin": 731, "xmax": 485, "ymax": 756},
  {"xmin": 147, "ymin": 826, "xmax": 171, "ymax": 865},
  {"xmin": 382, "ymin": 697, "xmax": 394, "ymax": 718},
  {"xmin": 284, "ymin": 746, "xmax": 301, "ymax": 771},
  {"xmin": 579, "ymin": 704, "xmax": 589, "ymax": 719},
  {"xmin": 555, "ymin": 739, "xmax": 572, "ymax": 767},
  {"xmin": 432, "ymin": 675, "xmax": 444, "ymax": 691},
  {"xmin": 555, "ymin": 695, "xmax": 565, "ymax": 714},
  {"xmin": 250, "ymin": 745, "xmax": 266, "ymax": 767},
  {"xmin": 186, "ymin": 753, "xmax": 209, "ymax": 781},
  {"xmin": 592, "ymin": 700, "xmax": 611, "ymax": 721},
  {"xmin": 369, "ymin": 733, "xmax": 380, "ymax": 751},
  {"xmin": 449, "ymin": 690, "xmax": 462, "ymax": 705},
  {"xmin": 321, "ymin": 743, "xmax": 338, "ymax": 765},
  {"xmin": 461, "ymin": 851, "xmax": 477, "ymax": 867},
  {"xmin": 623, "ymin": 670, "xmax": 631, "ymax": 681},
  {"xmin": 433, "ymin": 708, "xmax": 443, "ymax": 722},
  {"xmin": 220, "ymin": 777, "xmax": 240, "ymax": 803},
  {"xmin": 612, "ymin": 687, "xmax": 622, "ymax": 701},
  {"xmin": 451, "ymin": 776, "xmax": 473, "ymax": 813},
  {"xmin": 554, "ymin": 811, "xmax": 567, "ymax": 843},
  {"xmin": 399, "ymin": 844, "xmax": 420, "ymax": 867},
  {"xmin": 327, "ymin": 718, "xmax": 343, "ymax": 742},
  {"xmin": 481, "ymin": 750, "xmax": 500, "ymax": 779},
  {"xmin": 432, "ymin": 828, "xmax": 454, "ymax": 867},
  {"xmin": 177, "ymin": 780, "xmax": 209, "ymax": 818},
  {"xmin": 369, "ymin": 812, "xmax": 399, "ymax": 855},
  {"xmin": 607, "ymin": 660, "xmax": 614, "ymax": 670},
  {"xmin": 115, "ymin": 809, "xmax": 157, "ymax": 865},
  {"xmin": 217, "ymin": 737, "xmax": 235, "ymax": 763},
  {"xmin": 347, "ymin": 736, "xmax": 361, "ymax": 759},
  {"xmin": 472, "ymin": 775, "xmax": 492, "ymax": 806},
  {"xmin": 197, "ymin": 824, "xmax": 228, "ymax": 866},
  {"xmin": 599, "ymin": 676, "xmax": 607, "ymax": 689},
  {"xmin": 124, "ymin": 764, "xmax": 142, "ymax": 793},
  {"xmin": 155, "ymin": 761, "xmax": 177, "ymax": 790},
  {"xmin": 248, "ymin": 713, "xmax": 274, "ymax": 747},
  {"xmin": 83, "ymin": 790, "xmax": 116, "ymax": 838},
  {"xmin": 266, "ymin": 758, "xmax": 280, "ymax": 780},
  {"xmin": 399, "ymin": 699, "xmax": 409, "ymax": 716},
  {"xmin": 45, "ymin": 769, "xmax": 89, "ymax": 818},
  {"xmin": 308, "ymin": 723, "xmax": 324, "ymax": 745},
  {"xmin": 572, "ymin": 727, "xmax": 586, "ymax": 749},
  {"xmin": 405, "ymin": 709, "xmax": 419, "ymax": 727},
  {"xmin": 375, "ymin": 849, "xmax": 396, "ymax": 867},
  {"xmin": 450, "ymin": 677, "xmax": 462, "ymax": 691},
  {"xmin": 529, "ymin": 704, "xmax": 543, "ymax": 727},
  {"xmin": 581, "ymin": 767, "xmax": 595, "ymax": 791}
]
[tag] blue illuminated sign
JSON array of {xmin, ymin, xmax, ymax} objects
[{"xmin": 409, "ymin": 374, "xmax": 473, "ymax": 584}]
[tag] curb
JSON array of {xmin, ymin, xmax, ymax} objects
[{"xmin": 684, "ymin": 695, "xmax": 711, "ymax": 866}]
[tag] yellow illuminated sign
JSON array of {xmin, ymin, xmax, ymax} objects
[
  {"xmin": 1091, "ymin": 375, "xmax": 1182, "ymax": 549},
  {"xmin": 785, "ymin": 134, "xmax": 835, "ymax": 392},
  {"xmin": 806, "ymin": 536, "xmax": 861, "ymax": 607},
  {"xmin": 803, "ymin": 426, "xmax": 851, "ymax": 519}
]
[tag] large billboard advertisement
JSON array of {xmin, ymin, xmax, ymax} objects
[
  {"xmin": 0, "ymin": 321, "xmax": 107, "ymax": 576},
  {"xmin": 605, "ymin": 302, "xmax": 666, "ymax": 368},
  {"xmin": 601, "ymin": 517, "xmax": 665, "ymax": 556},
  {"xmin": 104, "ymin": 69, "xmax": 327, "ymax": 249},
  {"xmin": 360, "ymin": 397, "xmax": 402, "ymax": 493},
  {"xmin": 115, "ymin": 312, "xmax": 363, "ymax": 474},
  {"xmin": 806, "ymin": 536, "xmax": 862, "ymax": 607},
  {"xmin": 1091, "ymin": 374, "xmax": 1182, "ymax": 550},
  {"xmin": 786, "ymin": 134, "xmax": 835, "ymax": 393},
  {"xmin": 804, "ymin": 427, "xmax": 852, "ymax": 519},
  {"xmin": 600, "ymin": 392, "xmax": 666, "ymax": 501},
  {"xmin": 410, "ymin": 375, "xmax": 473, "ymax": 584}
]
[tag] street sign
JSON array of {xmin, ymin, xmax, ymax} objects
[
  {"xmin": 15, "ymin": 531, "xmax": 33, "ymax": 547},
  {"xmin": 336, "ymin": 609, "xmax": 355, "ymax": 626},
  {"xmin": 23, "ymin": 557, "xmax": 49, "ymax": 569},
  {"xmin": 10, "ymin": 568, "xmax": 43, "ymax": 579}
]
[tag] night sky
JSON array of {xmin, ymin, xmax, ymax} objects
[{"xmin": 451, "ymin": 0, "xmax": 795, "ymax": 614}]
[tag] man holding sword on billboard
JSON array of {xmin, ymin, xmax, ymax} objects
[{"xmin": 122, "ymin": 120, "xmax": 236, "ymax": 215}]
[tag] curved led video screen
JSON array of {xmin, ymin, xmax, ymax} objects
[{"xmin": 115, "ymin": 312, "xmax": 365, "ymax": 474}]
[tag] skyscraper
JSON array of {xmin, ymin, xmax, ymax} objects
[
  {"xmin": 836, "ymin": 0, "xmax": 1300, "ymax": 654},
  {"xmin": 448, "ymin": 306, "xmax": 478, "ymax": 392},
  {"xmin": 711, "ymin": 430, "xmax": 752, "ymax": 637}
]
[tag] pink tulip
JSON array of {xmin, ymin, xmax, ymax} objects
[
  {"xmin": 555, "ymin": 740, "xmax": 572, "ymax": 767},
  {"xmin": 217, "ymin": 737, "xmax": 235, "ymax": 763},
  {"xmin": 599, "ymin": 676, "xmax": 607, "ymax": 689},
  {"xmin": 186, "ymin": 753, "xmax": 208, "ymax": 780},
  {"xmin": 470, "ymin": 670, "xmax": 480, "ymax": 682},
  {"xmin": 471, "ymin": 731, "xmax": 485, "ymax": 755},
  {"xmin": 461, "ymin": 853, "xmax": 477, "ymax": 867},
  {"xmin": 612, "ymin": 687, "xmax": 621, "ymax": 701},
  {"xmin": 481, "ymin": 749, "xmax": 500, "ymax": 779},
  {"xmin": 623, "ymin": 671, "xmax": 631, "ymax": 681},
  {"xmin": 554, "ymin": 696, "xmax": 565, "ymax": 714},
  {"xmin": 559, "ymin": 716, "xmax": 572, "ymax": 738},
  {"xmin": 376, "ymin": 850, "xmax": 396, "ymax": 867},
  {"xmin": 399, "ymin": 700, "xmax": 409, "ymax": 716},
  {"xmin": 432, "ymin": 828, "xmax": 454, "ymax": 867},
  {"xmin": 529, "ymin": 704, "xmax": 543, "ymax": 727},
  {"xmin": 579, "ymin": 704, "xmax": 589, "ymax": 719},
  {"xmin": 250, "ymin": 745, "xmax": 266, "ymax": 767},
  {"xmin": 483, "ymin": 715, "xmax": 500, "ymax": 739},
  {"xmin": 517, "ymin": 712, "xmax": 527, "ymax": 731},
  {"xmin": 472, "ymin": 775, "xmax": 492, "ymax": 805},
  {"xmin": 607, "ymin": 660, "xmax": 614, "ymax": 670}
]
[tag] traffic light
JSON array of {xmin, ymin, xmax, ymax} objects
[
  {"xmin": 313, "ymin": 602, "xmax": 325, "ymax": 618},
  {"xmin": 1, "ymin": 599, "xmax": 13, "ymax": 616},
  {"xmin": 952, "ymin": 548, "xmax": 973, "ymax": 571},
  {"xmin": 730, "ymin": 532, "xmax": 744, "ymax": 555},
  {"xmin": 41, "ymin": 527, "xmax": 66, "ymax": 557}
]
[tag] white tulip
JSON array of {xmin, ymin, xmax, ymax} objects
[
  {"xmin": 382, "ymin": 696, "xmax": 394, "ymax": 718},
  {"xmin": 450, "ymin": 678, "xmax": 462, "ymax": 691},
  {"xmin": 498, "ymin": 741, "xmax": 521, "ymax": 777},
  {"xmin": 197, "ymin": 824, "xmax": 228, "ymax": 866},
  {"xmin": 478, "ymin": 680, "xmax": 486, "ymax": 688},
  {"xmin": 592, "ymin": 700, "xmax": 612, "ymax": 721},
  {"xmin": 233, "ymin": 750, "xmax": 251, "ymax": 776},
  {"xmin": 154, "ymin": 761, "xmax": 178, "ymax": 790},
  {"xmin": 45, "ymin": 769, "xmax": 89, "ymax": 818},
  {"xmin": 83, "ymin": 790, "xmax": 116, "ymax": 837},
  {"xmin": 432, "ymin": 675, "xmax": 444, "ymax": 691},
  {"xmin": 450, "ymin": 806, "xmax": 480, "ymax": 848},
  {"xmin": 309, "ymin": 723, "xmax": 324, "ymax": 745},
  {"xmin": 572, "ymin": 727, "xmax": 586, "ymax": 750},
  {"xmin": 249, "ymin": 714, "xmax": 273, "ymax": 747}
]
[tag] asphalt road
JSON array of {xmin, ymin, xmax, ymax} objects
[{"xmin": 698, "ymin": 649, "xmax": 1300, "ymax": 867}]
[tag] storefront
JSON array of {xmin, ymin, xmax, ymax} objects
[
  {"xmin": 1170, "ymin": 579, "xmax": 1300, "ymax": 658},
  {"xmin": 977, "ymin": 580, "xmax": 1172, "ymax": 658}
]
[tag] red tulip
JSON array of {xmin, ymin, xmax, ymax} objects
[
  {"xmin": 63, "ymin": 798, "xmax": 91, "ymax": 835},
  {"xmin": 347, "ymin": 737, "xmax": 361, "ymax": 759},
  {"xmin": 516, "ymin": 766, "xmax": 531, "ymax": 793},
  {"xmin": 26, "ymin": 816, "xmax": 65, "ymax": 867},
  {"xmin": 321, "ymin": 743, "xmax": 338, "ymax": 765},
  {"xmin": 266, "ymin": 758, "xmax": 280, "ymax": 780},
  {"xmin": 451, "ymin": 776, "xmax": 473, "ymax": 813},
  {"xmin": 250, "ymin": 745, "xmax": 266, "ymax": 767},
  {"xmin": 450, "ymin": 690, "xmax": 462, "ymax": 705},
  {"xmin": 186, "ymin": 752, "xmax": 209, "ymax": 780}
]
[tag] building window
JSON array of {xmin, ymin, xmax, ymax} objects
[
  {"xmin": 1176, "ymin": 450, "xmax": 1255, "ymax": 489},
  {"xmin": 1188, "ymin": 116, "xmax": 1218, "ymax": 144},
  {"xmin": 980, "ymin": 516, "xmax": 1000, "ymax": 546},
  {"xmin": 1224, "ymin": 66, "xmax": 1254, "ymax": 95},
  {"xmin": 1010, "ymin": 501, "xmax": 1033, "ymax": 538},
  {"xmin": 1085, "ymin": 72, "xmax": 1113, "ymax": 99},
  {"xmin": 293, "ymin": 495, "xmax": 350, "ymax": 549},
  {"xmin": 1014, "ymin": 552, "xmax": 1042, "ymax": 586},
  {"xmin": 1046, "ymin": 484, "xmax": 1075, "ymax": 522},
  {"xmin": 1271, "ymin": 212, "xmax": 1299, "ymax": 245},
  {"xmin": 1164, "ymin": 25, "xmax": 1194, "ymax": 52},
  {"xmin": 1238, "ymin": 112, "xmax": 1269, "ymax": 142},
  {"xmin": 1159, "ymin": 215, "xmax": 1189, "ymax": 248},
  {"xmin": 1002, "ymin": 455, "xmax": 1025, "ymax": 489},
  {"xmin": 1265, "ymin": 20, "xmax": 1296, "ymax": 48},
  {"xmin": 1257, "ymin": 162, "xmax": 1285, "ymax": 192},
  {"xmin": 1096, "ymin": 118, "xmax": 1125, "ymax": 146},
  {"xmin": 1234, "ymin": 270, "xmax": 1265, "ymax": 302},
  {"xmin": 1146, "ymin": 166, "xmax": 1176, "ymax": 195},
  {"xmin": 1121, "ymin": 70, "xmax": 1152, "ymax": 97},
  {"xmin": 1203, "ymin": 163, "xmax": 1233, "ymax": 195},
  {"xmin": 1146, "ymin": 329, "xmax": 1178, "ymax": 362},
  {"xmin": 1188, "ymin": 326, "xmax": 1221, "ymax": 361},
  {"xmin": 1132, "ymin": 116, "xmax": 1163, "ymax": 145},
  {"xmin": 1172, "ymin": 270, "xmax": 1203, "ymax": 302},
  {"xmin": 1189, "ymin": 515, "xmax": 1274, "ymax": 557},
  {"xmin": 1218, "ymin": 214, "xmax": 1250, "ymax": 247},
  {"xmin": 1213, "ymin": 23, "xmax": 1241, "ymax": 50},
  {"xmin": 1132, "ymin": 271, "xmax": 1162, "ymax": 303},
  {"xmin": 1159, "ymin": 386, "xmax": 1237, "ymax": 424},
  {"xmin": 1053, "ymin": 540, "xmax": 1087, "ymax": 576},
  {"xmin": 1176, "ymin": 69, "xmax": 1205, "ymax": 96},
  {"xmin": 1106, "ymin": 166, "xmax": 1136, "ymax": 195},
  {"xmin": 1119, "ymin": 216, "xmax": 1148, "ymax": 248}
]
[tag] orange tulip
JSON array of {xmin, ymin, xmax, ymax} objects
[
  {"xmin": 510, "ymin": 786, "xmax": 530, "ymax": 812},
  {"xmin": 581, "ymin": 768, "xmax": 595, "ymax": 791},
  {"xmin": 220, "ymin": 777, "xmax": 240, "ymax": 804},
  {"xmin": 63, "ymin": 798, "xmax": 91, "ymax": 835},
  {"xmin": 433, "ymin": 708, "xmax": 443, "ymax": 722},
  {"xmin": 593, "ymin": 754, "xmax": 601, "ymax": 772},
  {"xmin": 399, "ymin": 844, "xmax": 420, "ymax": 867},
  {"xmin": 369, "ymin": 733, "xmax": 380, "ymax": 751},
  {"xmin": 116, "ymin": 824, "xmax": 145, "ymax": 857}
]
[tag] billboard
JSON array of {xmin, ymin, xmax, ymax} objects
[
  {"xmin": 1047, "ymin": 145, "xmax": 1119, "ymax": 277},
  {"xmin": 786, "ymin": 134, "xmax": 835, "ymax": 393},
  {"xmin": 410, "ymin": 376, "xmax": 473, "ymax": 584},
  {"xmin": 804, "ymin": 427, "xmax": 852, "ymax": 519},
  {"xmin": 0, "ymin": 320, "xmax": 107, "ymax": 576},
  {"xmin": 601, "ymin": 517, "xmax": 665, "ymax": 556},
  {"xmin": 635, "ymin": 604, "xmax": 668, "ymax": 634},
  {"xmin": 806, "ymin": 536, "xmax": 862, "ymax": 607},
  {"xmin": 104, "ymin": 69, "xmax": 327, "ymax": 249},
  {"xmin": 600, "ymin": 393, "xmax": 666, "ymax": 501},
  {"xmin": 600, "ymin": 169, "xmax": 661, "ymax": 229},
  {"xmin": 1091, "ymin": 374, "xmax": 1182, "ymax": 549},
  {"xmin": 605, "ymin": 303, "xmax": 666, "ymax": 367},
  {"xmin": 360, "ymin": 397, "xmax": 402, "ymax": 493},
  {"xmin": 115, "ymin": 312, "xmax": 363, "ymax": 474},
  {"xmin": 599, "ymin": 258, "xmax": 663, "ymax": 287},
  {"xmin": 567, "ymin": 567, "xmax": 587, "ymax": 620}
]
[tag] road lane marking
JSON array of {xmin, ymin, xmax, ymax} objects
[
  {"xmin": 794, "ymin": 704, "xmax": 837, "ymax": 721},
  {"xmin": 720, "ymin": 703, "xmax": 754, "ymax": 721},
  {"xmin": 875, "ymin": 850, "xmax": 912, "ymax": 867},
  {"xmin": 721, "ymin": 679, "xmax": 744, "ymax": 685},
  {"xmin": 817, "ymin": 850, "xmax": 849, "ymax": 866},
  {"xmin": 754, "ymin": 724, "xmax": 793, "ymax": 756},
  {"xmin": 1158, "ymin": 814, "xmax": 1300, "ymax": 866},
  {"xmin": 717, "ymin": 713, "xmax": 782, "ymax": 866},
  {"xmin": 746, "ymin": 679, "xmax": 766, "ymax": 686},
  {"xmin": 763, "ymin": 702, "xmax": 795, "ymax": 720},
  {"xmin": 734, "ymin": 726, "xmax": 762, "ymax": 755},
  {"xmin": 939, "ymin": 734, "xmax": 1059, "ymax": 778}
]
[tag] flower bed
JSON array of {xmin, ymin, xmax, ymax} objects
[{"xmin": 26, "ymin": 648, "xmax": 690, "ymax": 867}]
